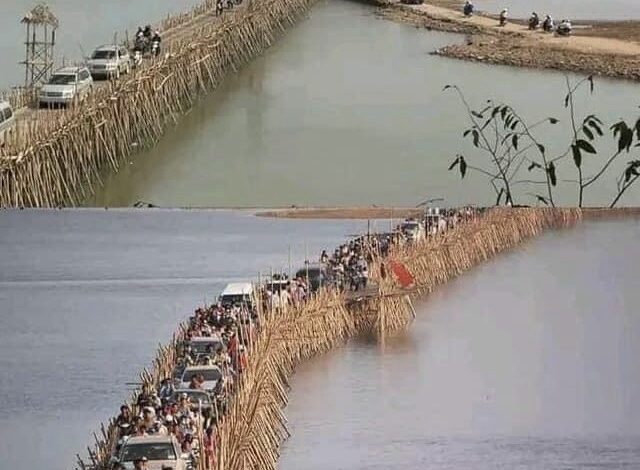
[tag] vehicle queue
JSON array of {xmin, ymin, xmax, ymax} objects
[{"xmin": 107, "ymin": 206, "xmax": 482, "ymax": 470}]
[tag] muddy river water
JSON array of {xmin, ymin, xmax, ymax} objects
[
  {"xmin": 0, "ymin": 211, "xmax": 639, "ymax": 469},
  {"xmin": 86, "ymin": 0, "xmax": 640, "ymax": 208}
]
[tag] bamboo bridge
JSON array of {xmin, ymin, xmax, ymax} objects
[
  {"xmin": 71, "ymin": 206, "xmax": 640, "ymax": 470},
  {"xmin": 0, "ymin": 0, "xmax": 318, "ymax": 207}
]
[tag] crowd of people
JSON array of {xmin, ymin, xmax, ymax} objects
[
  {"xmin": 462, "ymin": 2, "xmax": 572, "ymax": 35},
  {"xmin": 108, "ymin": 206, "xmax": 484, "ymax": 470}
]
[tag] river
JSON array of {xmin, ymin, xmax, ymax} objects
[
  {"xmin": 0, "ymin": 209, "xmax": 368, "ymax": 470},
  {"xmin": 88, "ymin": 0, "xmax": 640, "ymax": 208},
  {"xmin": 279, "ymin": 217, "xmax": 640, "ymax": 469},
  {"xmin": 1, "ymin": 211, "xmax": 638, "ymax": 469}
]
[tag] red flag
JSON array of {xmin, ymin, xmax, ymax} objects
[{"xmin": 388, "ymin": 260, "xmax": 415, "ymax": 288}]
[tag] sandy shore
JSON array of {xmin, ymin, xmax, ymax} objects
[
  {"xmin": 376, "ymin": 0, "xmax": 640, "ymax": 81},
  {"xmin": 256, "ymin": 206, "xmax": 423, "ymax": 219}
]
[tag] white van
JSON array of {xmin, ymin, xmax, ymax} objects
[
  {"xmin": 0, "ymin": 101, "xmax": 16, "ymax": 147},
  {"xmin": 219, "ymin": 282, "xmax": 254, "ymax": 308}
]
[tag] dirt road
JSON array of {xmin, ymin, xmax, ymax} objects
[{"xmin": 378, "ymin": 1, "xmax": 640, "ymax": 81}]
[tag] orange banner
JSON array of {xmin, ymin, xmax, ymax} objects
[{"xmin": 388, "ymin": 260, "xmax": 415, "ymax": 288}]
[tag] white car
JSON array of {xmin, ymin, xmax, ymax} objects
[
  {"xmin": 38, "ymin": 66, "xmax": 93, "ymax": 108},
  {"xmin": 87, "ymin": 44, "xmax": 131, "ymax": 79},
  {"xmin": 0, "ymin": 101, "xmax": 15, "ymax": 147},
  {"xmin": 401, "ymin": 219, "xmax": 426, "ymax": 243},
  {"xmin": 117, "ymin": 435, "xmax": 189, "ymax": 470},
  {"xmin": 180, "ymin": 365, "xmax": 222, "ymax": 392},
  {"xmin": 219, "ymin": 282, "xmax": 254, "ymax": 308}
]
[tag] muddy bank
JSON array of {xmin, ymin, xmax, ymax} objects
[
  {"xmin": 256, "ymin": 206, "xmax": 423, "ymax": 219},
  {"xmin": 376, "ymin": 2, "xmax": 640, "ymax": 82}
]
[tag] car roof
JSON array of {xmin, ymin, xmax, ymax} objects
[
  {"xmin": 94, "ymin": 44, "xmax": 119, "ymax": 51},
  {"xmin": 182, "ymin": 365, "xmax": 222, "ymax": 372},
  {"xmin": 221, "ymin": 282, "xmax": 253, "ymax": 296},
  {"xmin": 124, "ymin": 435, "xmax": 175, "ymax": 445},
  {"xmin": 189, "ymin": 336, "xmax": 221, "ymax": 343}
]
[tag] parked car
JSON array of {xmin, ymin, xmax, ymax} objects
[
  {"xmin": 116, "ymin": 435, "xmax": 190, "ymax": 470},
  {"xmin": 219, "ymin": 282, "xmax": 255, "ymax": 308},
  {"xmin": 87, "ymin": 44, "xmax": 131, "ymax": 79},
  {"xmin": 180, "ymin": 365, "xmax": 223, "ymax": 392},
  {"xmin": 187, "ymin": 336, "xmax": 223, "ymax": 355},
  {"xmin": 38, "ymin": 66, "xmax": 93, "ymax": 108},
  {"xmin": 401, "ymin": 219, "xmax": 426, "ymax": 243},
  {"xmin": 0, "ymin": 101, "xmax": 16, "ymax": 147}
]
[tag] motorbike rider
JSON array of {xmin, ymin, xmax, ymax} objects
[
  {"xmin": 463, "ymin": 0, "xmax": 474, "ymax": 17},
  {"xmin": 499, "ymin": 8, "xmax": 508, "ymax": 26},
  {"xmin": 528, "ymin": 12, "xmax": 539, "ymax": 30},
  {"xmin": 542, "ymin": 14, "xmax": 554, "ymax": 32},
  {"xmin": 143, "ymin": 25, "xmax": 152, "ymax": 39},
  {"xmin": 151, "ymin": 30, "xmax": 162, "ymax": 56},
  {"xmin": 558, "ymin": 18, "xmax": 572, "ymax": 35},
  {"xmin": 216, "ymin": 0, "xmax": 224, "ymax": 15}
]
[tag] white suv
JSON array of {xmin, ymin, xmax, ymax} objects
[
  {"xmin": 87, "ymin": 45, "xmax": 131, "ymax": 79},
  {"xmin": 0, "ymin": 101, "xmax": 16, "ymax": 147},
  {"xmin": 38, "ymin": 66, "xmax": 93, "ymax": 108}
]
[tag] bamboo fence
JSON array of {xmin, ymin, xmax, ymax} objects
[
  {"xmin": 76, "ymin": 208, "xmax": 589, "ymax": 470},
  {"xmin": 0, "ymin": 0, "xmax": 315, "ymax": 207}
]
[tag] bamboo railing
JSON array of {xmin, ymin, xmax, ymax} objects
[
  {"xmin": 0, "ymin": 0, "xmax": 316, "ymax": 207},
  {"xmin": 75, "ymin": 208, "xmax": 595, "ymax": 470}
]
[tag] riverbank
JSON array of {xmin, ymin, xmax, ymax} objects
[
  {"xmin": 0, "ymin": 0, "xmax": 317, "ymax": 208},
  {"xmin": 256, "ymin": 206, "xmax": 423, "ymax": 219},
  {"xmin": 376, "ymin": 1, "xmax": 640, "ymax": 81}
]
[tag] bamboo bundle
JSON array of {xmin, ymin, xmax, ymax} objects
[{"xmin": 0, "ymin": 0, "xmax": 316, "ymax": 207}]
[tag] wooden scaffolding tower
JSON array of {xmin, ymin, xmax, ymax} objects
[{"xmin": 20, "ymin": 3, "xmax": 59, "ymax": 88}]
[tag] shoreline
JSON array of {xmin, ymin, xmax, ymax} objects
[{"xmin": 375, "ymin": 1, "xmax": 640, "ymax": 82}]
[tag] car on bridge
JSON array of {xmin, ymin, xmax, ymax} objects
[
  {"xmin": 87, "ymin": 44, "xmax": 132, "ymax": 79},
  {"xmin": 0, "ymin": 101, "xmax": 15, "ymax": 147},
  {"xmin": 179, "ymin": 365, "xmax": 223, "ymax": 393},
  {"xmin": 38, "ymin": 66, "xmax": 93, "ymax": 108},
  {"xmin": 115, "ymin": 435, "xmax": 190, "ymax": 470}
]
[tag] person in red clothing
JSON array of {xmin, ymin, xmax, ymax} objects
[{"xmin": 203, "ymin": 426, "xmax": 217, "ymax": 468}]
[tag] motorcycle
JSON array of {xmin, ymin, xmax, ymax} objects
[
  {"xmin": 528, "ymin": 15, "xmax": 540, "ymax": 30},
  {"xmin": 463, "ymin": 2, "xmax": 474, "ymax": 17},
  {"xmin": 499, "ymin": 12, "xmax": 508, "ymax": 27},
  {"xmin": 542, "ymin": 18, "xmax": 554, "ymax": 32},
  {"xmin": 556, "ymin": 22, "xmax": 572, "ymax": 36}
]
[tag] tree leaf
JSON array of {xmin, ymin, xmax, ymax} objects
[
  {"xmin": 572, "ymin": 144, "xmax": 582, "ymax": 168},
  {"xmin": 564, "ymin": 93, "xmax": 570, "ymax": 108},
  {"xmin": 448, "ymin": 156, "xmax": 460, "ymax": 171},
  {"xmin": 536, "ymin": 195, "xmax": 549, "ymax": 205},
  {"xmin": 459, "ymin": 156, "xmax": 467, "ymax": 179},
  {"xmin": 582, "ymin": 126, "xmax": 594, "ymax": 141},
  {"xmin": 472, "ymin": 129, "xmax": 480, "ymax": 147},
  {"xmin": 547, "ymin": 162, "xmax": 557, "ymax": 186},
  {"xmin": 496, "ymin": 188, "xmax": 505, "ymax": 206},
  {"xmin": 510, "ymin": 120, "xmax": 519, "ymax": 131},
  {"xmin": 491, "ymin": 106, "xmax": 501, "ymax": 119},
  {"xmin": 577, "ymin": 139, "xmax": 596, "ymax": 154},
  {"xmin": 620, "ymin": 126, "xmax": 634, "ymax": 153},
  {"xmin": 471, "ymin": 110, "xmax": 483, "ymax": 119},
  {"xmin": 463, "ymin": 129, "xmax": 472, "ymax": 137},
  {"xmin": 537, "ymin": 144, "xmax": 546, "ymax": 155},
  {"xmin": 443, "ymin": 85, "xmax": 452, "ymax": 91},
  {"xmin": 500, "ymin": 106, "xmax": 508, "ymax": 120},
  {"xmin": 588, "ymin": 120, "xmax": 603, "ymax": 136},
  {"xmin": 528, "ymin": 162, "xmax": 541, "ymax": 171},
  {"xmin": 549, "ymin": 117, "xmax": 559, "ymax": 124},
  {"xmin": 588, "ymin": 75, "xmax": 594, "ymax": 94},
  {"xmin": 512, "ymin": 134, "xmax": 519, "ymax": 150}
]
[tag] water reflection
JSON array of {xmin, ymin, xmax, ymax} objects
[
  {"xmin": 280, "ymin": 219, "xmax": 640, "ymax": 469},
  {"xmin": 89, "ymin": 1, "xmax": 640, "ymax": 208}
]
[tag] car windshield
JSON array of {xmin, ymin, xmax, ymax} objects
[
  {"xmin": 190, "ymin": 340, "xmax": 221, "ymax": 354},
  {"xmin": 91, "ymin": 50, "xmax": 116, "ymax": 59},
  {"xmin": 48, "ymin": 74, "xmax": 76, "ymax": 85},
  {"xmin": 220, "ymin": 294, "xmax": 250, "ymax": 305},
  {"xmin": 121, "ymin": 442, "xmax": 176, "ymax": 461},
  {"xmin": 182, "ymin": 368, "xmax": 221, "ymax": 382}
]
